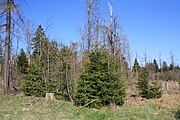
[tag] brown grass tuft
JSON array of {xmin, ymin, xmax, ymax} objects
[{"xmin": 149, "ymin": 94, "xmax": 180, "ymax": 109}]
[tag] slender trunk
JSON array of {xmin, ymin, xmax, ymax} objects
[
  {"xmin": 95, "ymin": 19, "xmax": 99, "ymax": 48},
  {"xmin": 0, "ymin": 37, "xmax": 2, "ymax": 73},
  {"xmin": 27, "ymin": 38, "xmax": 31, "ymax": 65},
  {"xmin": 16, "ymin": 28, "xmax": 19, "ymax": 75},
  {"xmin": 108, "ymin": 1, "xmax": 114, "ymax": 56},
  {"xmin": 47, "ymin": 43, "xmax": 50, "ymax": 74},
  {"xmin": 4, "ymin": 0, "xmax": 11, "ymax": 94},
  {"xmin": 66, "ymin": 63, "xmax": 73, "ymax": 102},
  {"xmin": 87, "ymin": 1, "xmax": 92, "ymax": 51},
  {"xmin": 27, "ymin": 51, "xmax": 30, "ymax": 65}
]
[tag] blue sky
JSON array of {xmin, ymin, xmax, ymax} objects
[{"xmin": 20, "ymin": 0, "xmax": 180, "ymax": 66}]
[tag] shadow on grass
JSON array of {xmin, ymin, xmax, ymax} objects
[{"xmin": 175, "ymin": 109, "xmax": 180, "ymax": 120}]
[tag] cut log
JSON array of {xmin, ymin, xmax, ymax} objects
[{"xmin": 45, "ymin": 93, "xmax": 55, "ymax": 100}]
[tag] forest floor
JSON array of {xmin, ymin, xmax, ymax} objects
[{"xmin": 0, "ymin": 91, "xmax": 180, "ymax": 120}]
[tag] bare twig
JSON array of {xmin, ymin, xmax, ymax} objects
[{"xmin": 83, "ymin": 99, "xmax": 98, "ymax": 107}]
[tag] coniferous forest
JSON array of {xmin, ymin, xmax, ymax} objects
[{"xmin": 0, "ymin": 0, "xmax": 180, "ymax": 119}]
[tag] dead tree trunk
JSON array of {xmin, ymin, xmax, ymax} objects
[
  {"xmin": 86, "ymin": 0, "xmax": 99, "ymax": 51},
  {"xmin": 24, "ymin": 20, "xmax": 34, "ymax": 66},
  {"xmin": 4, "ymin": 0, "xmax": 12, "ymax": 94},
  {"xmin": 95, "ymin": 19, "xmax": 99, "ymax": 48},
  {"xmin": 0, "ymin": 37, "xmax": 2, "ymax": 73},
  {"xmin": 87, "ymin": 0, "xmax": 93, "ymax": 51}
]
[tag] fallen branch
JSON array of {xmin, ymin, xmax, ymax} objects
[{"xmin": 83, "ymin": 99, "xmax": 98, "ymax": 107}]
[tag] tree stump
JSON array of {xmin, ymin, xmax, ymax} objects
[
  {"xmin": 45, "ymin": 93, "xmax": 55, "ymax": 100},
  {"xmin": 165, "ymin": 81, "xmax": 169, "ymax": 93}
]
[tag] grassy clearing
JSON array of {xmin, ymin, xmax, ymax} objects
[{"xmin": 0, "ymin": 91, "xmax": 179, "ymax": 120}]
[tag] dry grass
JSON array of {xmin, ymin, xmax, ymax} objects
[{"xmin": 148, "ymin": 94, "xmax": 180, "ymax": 110}]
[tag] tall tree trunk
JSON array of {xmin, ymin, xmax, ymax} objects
[
  {"xmin": 4, "ymin": 0, "xmax": 11, "ymax": 94},
  {"xmin": 108, "ymin": 1, "xmax": 114, "ymax": 56},
  {"xmin": 95, "ymin": 19, "xmax": 99, "ymax": 49},
  {"xmin": 87, "ymin": 1, "xmax": 92, "ymax": 51},
  {"xmin": 0, "ymin": 37, "xmax": 2, "ymax": 73}
]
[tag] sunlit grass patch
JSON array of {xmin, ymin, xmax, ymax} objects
[{"xmin": 0, "ymin": 91, "xmax": 179, "ymax": 120}]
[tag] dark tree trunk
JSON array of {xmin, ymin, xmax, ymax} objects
[{"xmin": 4, "ymin": 0, "xmax": 11, "ymax": 94}]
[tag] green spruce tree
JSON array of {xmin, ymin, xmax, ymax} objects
[
  {"xmin": 32, "ymin": 25, "xmax": 46, "ymax": 58},
  {"xmin": 17, "ymin": 48, "xmax": 28, "ymax": 74},
  {"xmin": 137, "ymin": 68, "xmax": 149, "ymax": 98},
  {"xmin": 132, "ymin": 58, "xmax": 141, "ymax": 77},
  {"xmin": 138, "ymin": 68, "xmax": 162, "ymax": 99},
  {"xmin": 21, "ymin": 63, "xmax": 45, "ymax": 97},
  {"xmin": 162, "ymin": 61, "xmax": 168, "ymax": 72},
  {"xmin": 75, "ymin": 50, "xmax": 125, "ymax": 108},
  {"xmin": 153, "ymin": 59, "xmax": 159, "ymax": 74}
]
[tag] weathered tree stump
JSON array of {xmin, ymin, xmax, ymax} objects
[
  {"xmin": 45, "ymin": 93, "xmax": 55, "ymax": 100},
  {"xmin": 165, "ymin": 81, "xmax": 169, "ymax": 93}
]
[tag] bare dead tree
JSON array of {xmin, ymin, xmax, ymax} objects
[
  {"xmin": 169, "ymin": 50, "xmax": 175, "ymax": 81},
  {"xmin": 3, "ymin": 0, "xmax": 12, "ymax": 94},
  {"xmin": 144, "ymin": 50, "xmax": 147, "ymax": 67},
  {"xmin": 95, "ymin": 18, "xmax": 99, "ymax": 48},
  {"xmin": 87, "ymin": 0, "xmax": 93, "ymax": 51},
  {"xmin": 0, "ymin": 29, "xmax": 3, "ymax": 74},
  {"xmin": 24, "ymin": 19, "xmax": 35, "ymax": 65},
  {"xmin": 85, "ymin": 0, "xmax": 99, "ymax": 51},
  {"xmin": 170, "ymin": 50, "xmax": 175, "ymax": 71},
  {"xmin": 0, "ymin": 0, "xmax": 25, "ymax": 94},
  {"xmin": 107, "ymin": 0, "xmax": 114, "ymax": 55},
  {"xmin": 159, "ymin": 52, "xmax": 162, "ymax": 80}
]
